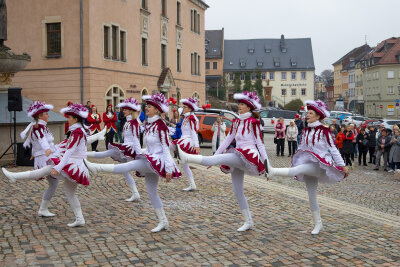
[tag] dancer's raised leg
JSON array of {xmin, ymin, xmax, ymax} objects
[
  {"xmin": 145, "ymin": 173, "xmax": 168, "ymax": 232},
  {"xmin": 2, "ymin": 165, "xmax": 53, "ymax": 183},
  {"xmin": 63, "ymin": 179, "xmax": 85, "ymax": 227},
  {"xmin": 269, "ymin": 163, "xmax": 321, "ymax": 178},
  {"xmin": 38, "ymin": 177, "xmax": 59, "ymax": 217},
  {"xmin": 231, "ymin": 168, "xmax": 253, "ymax": 232}
]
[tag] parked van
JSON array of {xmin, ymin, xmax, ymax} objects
[{"xmin": 259, "ymin": 109, "xmax": 298, "ymax": 133}]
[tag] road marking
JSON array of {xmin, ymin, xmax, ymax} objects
[{"xmin": 194, "ymin": 164, "xmax": 400, "ymax": 228}]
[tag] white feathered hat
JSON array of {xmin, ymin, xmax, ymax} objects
[
  {"xmin": 117, "ymin": 97, "xmax": 141, "ymax": 111},
  {"xmin": 180, "ymin": 97, "xmax": 199, "ymax": 111},
  {"xmin": 305, "ymin": 100, "xmax": 330, "ymax": 119},
  {"xmin": 27, "ymin": 101, "xmax": 53, "ymax": 118},
  {"xmin": 60, "ymin": 103, "xmax": 89, "ymax": 119},
  {"xmin": 142, "ymin": 93, "xmax": 169, "ymax": 113},
  {"xmin": 233, "ymin": 91, "xmax": 262, "ymax": 110}
]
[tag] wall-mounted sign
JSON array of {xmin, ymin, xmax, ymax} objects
[
  {"xmin": 127, "ymin": 90, "xmax": 141, "ymax": 94},
  {"xmin": 388, "ymin": 105, "xmax": 394, "ymax": 116},
  {"xmin": 281, "ymin": 83, "xmax": 307, "ymax": 87}
]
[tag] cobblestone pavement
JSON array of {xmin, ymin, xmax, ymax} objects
[{"xmin": 0, "ymin": 136, "xmax": 400, "ymax": 266}]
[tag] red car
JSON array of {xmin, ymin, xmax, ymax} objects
[{"xmin": 195, "ymin": 113, "xmax": 232, "ymax": 143}]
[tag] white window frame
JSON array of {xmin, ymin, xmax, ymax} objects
[{"xmin": 388, "ymin": 71, "xmax": 394, "ymax": 79}]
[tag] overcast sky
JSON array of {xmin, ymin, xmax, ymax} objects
[{"xmin": 204, "ymin": 0, "xmax": 400, "ymax": 75}]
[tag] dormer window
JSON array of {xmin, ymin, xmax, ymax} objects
[
  {"xmin": 274, "ymin": 57, "xmax": 280, "ymax": 67},
  {"xmin": 290, "ymin": 58, "xmax": 297, "ymax": 67},
  {"xmin": 257, "ymin": 58, "xmax": 263, "ymax": 67},
  {"xmin": 264, "ymin": 43, "xmax": 271, "ymax": 53},
  {"xmin": 240, "ymin": 62, "xmax": 246, "ymax": 68},
  {"xmin": 281, "ymin": 47, "xmax": 287, "ymax": 53},
  {"xmin": 248, "ymin": 49, "xmax": 254, "ymax": 53}
]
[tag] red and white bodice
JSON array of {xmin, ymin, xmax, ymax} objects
[
  {"xmin": 172, "ymin": 113, "xmax": 199, "ymax": 154},
  {"xmin": 108, "ymin": 115, "xmax": 142, "ymax": 162},
  {"xmin": 216, "ymin": 112, "xmax": 268, "ymax": 176},
  {"xmin": 50, "ymin": 124, "xmax": 90, "ymax": 186},
  {"xmin": 136, "ymin": 115, "xmax": 181, "ymax": 179},
  {"xmin": 87, "ymin": 113, "xmax": 102, "ymax": 134},
  {"xmin": 26, "ymin": 120, "xmax": 57, "ymax": 158},
  {"xmin": 293, "ymin": 121, "xmax": 346, "ymax": 184}
]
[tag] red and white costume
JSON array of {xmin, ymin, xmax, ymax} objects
[
  {"xmin": 268, "ymin": 100, "xmax": 346, "ymax": 235},
  {"xmin": 87, "ymin": 112, "xmax": 102, "ymax": 135}
]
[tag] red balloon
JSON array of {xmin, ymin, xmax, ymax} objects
[
  {"xmin": 271, "ymin": 119, "xmax": 275, "ymax": 124},
  {"xmin": 202, "ymin": 105, "xmax": 207, "ymax": 109},
  {"xmin": 300, "ymin": 106, "xmax": 305, "ymax": 110},
  {"xmin": 172, "ymin": 99, "xmax": 177, "ymax": 104},
  {"xmin": 206, "ymin": 104, "xmax": 211, "ymax": 108},
  {"xmin": 173, "ymin": 109, "xmax": 176, "ymax": 112}
]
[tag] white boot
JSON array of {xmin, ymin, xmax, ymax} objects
[
  {"xmin": 84, "ymin": 159, "xmax": 114, "ymax": 175},
  {"xmin": 86, "ymin": 151, "xmax": 97, "ymax": 158},
  {"xmin": 311, "ymin": 210, "xmax": 323, "ymax": 235},
  {"xmin": 86, "ymin": 128, "xmax": 106, "ymax": 145},
  {"xmin": 268, "ymin": 167, "xmax": 290, "ymax": 177},
  {"xmin": 38, "ymin": 199, "xmax": 56, "ymax": 217},
  {"xmin": 125, "ymin": 184, "xmax": 140, "ymax": 202},
  {"xmin": 151, "ymin": 208, "xmax": 169, "ymax": 233},
  {"xmin": 177, "ymin": 146, "xmax": 203, "ymax": 164},
  {"xmin": 237, "ymin": 209, "xmax": 254, "ymax": 232},
  {"xmin": 2, "ymin": 165, "xmax": 53, "ymax": 183},
  {"xmin": 182, "ymin": 176, "xmax": 197, "ymax": 191},
  {"xmin": 67, "ymin": 206, "xmax": 85, "ymax": 227}
]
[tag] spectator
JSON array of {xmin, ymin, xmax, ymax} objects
[
  {"xmin": 389, "ymin": 128, "xmax": 400, "ymax": 173},
  {"xmin": 336, "ymin": 125, "xmax": 346, "ymax": 159},
  {"xmin": 342, "ymin": 125, "xmax": 354, "ymax": 169},
  {"xmin": 103, "ymin": 104, "xmax": 117, "ymax": 149},
  {"xmin": 286, "ymin": 120, "xmax": 298, "ymax": 157},
  {"xmin": 329, "ymin": 124, "xmax": 338, "ymax": 138},
  {"xmin": 350, "ymin": 124, "xmax": 358, "ymax": 161},
  {"xmin": 114, "ymin": 107, "xmax": 123, "ymax": 143},
  {"xmin": 87, "ymin": 105, "xmax": 102, "ymax": 151},
  {"xmin": 211, "ymin": 116, "xmax": 227, "ymax": 154},
  {"xmin": 330, "ymin": 119, "xmax": 341, "ymax": 133},
  {"xmin": 367, "ymin": 126, "xmax": 377, "ymax": 164},
  {"xmin": 374, "ymin": 128, "xmax": 391, "ymax": 171},
  {"xmin": 294, "ymin": 114, "xmax": 304, "ymax": 148},
  {"xmin": 84, "ymin": 100, "xmax": 92, "ymax": 109},
  {"xmin": 356, "ymin": 128, "xmax": 368, "ymax": 166},
  {"xmin": 139, "ymin": 103, "xmax": 148, "ymax": 147},
  {"xmin": 274, "ymin": 117, "xmax": 286, "ymax": 156}
]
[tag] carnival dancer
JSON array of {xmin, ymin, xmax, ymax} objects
[
  {"xmin": 85, "ymin": 93, "xmax": 181, "ymax": 232},
  {"xmin": 171, "ymin": 98, "xmax": 200, "ymax": 191},
  {"xmin": 103, "ymin": 104, "xmax": 118, "ymax": 148},
  {"xmin": 16, "ymin": 101, "xmax": 59, "ymax": 217},
  {"xmin": 86, "ymin": 98, "xmax": 141, "ymax": 202},
  {"xmin": 266, "ymin": 100, "xmax": 349, "ymax": 235},
  {"xmin": 178, "ymin": 91, "xmax": 268, "ymax": 232},
  {"xmin": 3, "ymin": 103, "xmax": 91, "ymax": 227},
  {"xmin": 87, "ymin": 105, "xmax": 102, "ymax": 152}
]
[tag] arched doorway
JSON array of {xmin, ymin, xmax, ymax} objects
[
  {"xmin": 141, "ymin": 88, "xmax": 148, "ymax": 97},
  {"xmin": 105, "ymin": 85, "xmax": 126, "ymax": 110}
]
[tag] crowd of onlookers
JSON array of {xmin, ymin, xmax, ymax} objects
[{"xmin": 274, "ymin": 115, "xmax": 400, "ymax": 177}]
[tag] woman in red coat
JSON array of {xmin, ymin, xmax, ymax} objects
[
  {"xmin": 87, "ymin": 105, "xmax": 102, "ymax": 152},
  {"xmin": 103, "ymin": 104, "xmax": 117, "ymax": 148}
]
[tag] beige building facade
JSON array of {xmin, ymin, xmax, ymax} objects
[{"xmin": 6, "ymin": 0, "xmax": 208, "ymax": 113}]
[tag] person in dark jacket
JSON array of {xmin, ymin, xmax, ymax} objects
[
  {"xmin": 342, "ymin": 125, "xmax": 354, "ymax": 168},
  {"xmin": 294, "ymin": 114, "xmax": 304, "ymax": 149},
  {"xmin": 367, "ymin": 126, "xmax": 377, "ymax": 164},
  {"xmin": 374, "ymin": 128, "xmax": 391, "ymax": 171},
  {"xmin": 330, "ymin": 119, "xmax": 341, "ymax": 133},
  {"xmin": 139, "ymin": 103, "xmax": 148, "ymax": 147},
  {"xmin": 356, "ymin": 128, "xmax": 368, "ymax": 166}
]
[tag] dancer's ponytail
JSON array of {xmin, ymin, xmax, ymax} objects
[{"xmin": 251, "ymin": 111, "xmax": 260, "ymax": 120}]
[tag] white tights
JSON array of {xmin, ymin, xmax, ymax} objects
[
  {"xmin": 201, "ymin": 153, "xmax": 249, "ymax": 210},
  {"xmin": 113, "ymin": 159, "xmax": 162, "ymax": 209},
  {"xmin": 42, "ymin": 177, "xmax": 60, "ymax": 201},
  {"xmin": 63, "ymin": 179, "xmax": 81, "ymax": 210},
  {"xmin": 181, "ymin": 163, "xmax": 193, "ymax": 180},
  {"xmin": 94, "ymin": 150, "xmax": 136, "ymax": 187}
]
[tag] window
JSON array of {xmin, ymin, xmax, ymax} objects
[
  {"xmin": 213, "ymin": 62, "xmax": 217, "ymax": 70},
  {"xmin": 120, "ymin": 31, "xmax": 126, "ymax": 61},
  {"xmin": 161, "ymin": 44, "xmax": 167, "ymax": 69},
  {"xmin": 197, "ymin": 55, "xmax": 201, "ymax": 75},
  {"xmin": 301, "ymin": 88, "xmax": 306, "ymax": 95},
  {"xmin": 141, "ymin": 0, "xmax": 147, "ymax": 9},
  {"xmin": 282, "ymin": 48, "xmax": 287, "ymax": 53},
  {"xmin": 46, "ymin": 22, "xmax": 61, "ymax": 57},
  {"xmin": 112, "ymin": 25, "xmax": 118, "ymax": 60},
  {"xmin": 388, "ymin": 71, "xmax": 394, "ymax": 79},
  {"xmin": 248, "ymin": 48, "xmax": 254, "ymax": 53},
  {"xmin": 105, "ymin": 86, "xmax": 126, "ymax": 108},
  {"xmin": 270, "ymin": 72, "xmax": 275, "ymax": 80},
  {"xmin": 177, "ymin": 2, "xmax": 181, "ymax": 25},
  {"xmin": 251, "ymin": 72, "xmax": 256, "ymax": 80},
  {"xmin": 191, "ymin": 9, "xmax": 200, "ymax": 34},
  {"xmin": 203, "ymin": 116, "xmax": 217, "ymax": 125},
  {"xmin": 240, "ymin": 73, "xmax": 245, "ymax": 81},
  {"xmin": 301, "ymin": 72, "xmax": 306, "ymax": 80},
  {"xmin": 291, "ymin": 72, "xmax": 296, "ymax": 80},
  {"xmin": 177, "ymin": 49, "xmax": 181, "ymax": 72},
  {"xmin": 282, "ymin": 89, "xmax": 287, "ymax": 96},
  {"xmin": 222, "ymin": 118, "xmax": 232, "ymax": 128},
  {"xmin": 261, "ymin": 72, "xmax": 266, "ymax": 80},
  {"xmin": 191, "ymin": 52, "xmax": 200, "ymax": 75},
  {"xmin": 229, "ymin": 73, "xmax": 234, "ymax": 81},
  {"xmin": 281, "ymin": 72, "xmax": 287, "ymax": 80},
  {"xmin": 141, "ymin": 38, "xmax": 147, "ymax": 65},
  {"xmin": 388, "ymin": 86, "xmax": 394, "ymax": 94},
  {"xmin": 103, "ymin": 26, "xmax": 110, "ymax": 58},
  {"xmin": 206, "ymin": 62, "xmax": 210, "ymax": 70},
  {"xmin": 161, "ymin": 0, "xmax": 167, "ymax": 17},
  {"xmin": 291, "ymin": 88, "xmax": 296, "ymax": 96}
]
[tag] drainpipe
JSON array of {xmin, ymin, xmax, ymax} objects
[{"xmin": 80, "ymin": 0, "xmax": 83, "ymax": 103}]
